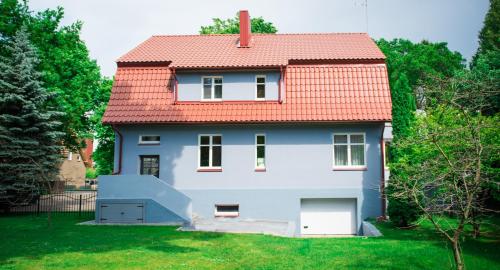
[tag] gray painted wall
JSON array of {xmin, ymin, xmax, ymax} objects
[
  {"xmin": 109, "ymin": 124, "xmax": 384, "ymax": 235},
  {"xmin": 177, "ymin": 71, "xmax": 280, "ymax": 101}
]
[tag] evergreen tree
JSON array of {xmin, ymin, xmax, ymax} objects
[
  {"xmin": 0, "ymin": 27, "xmax": 63, "ymax": 208},
  {"xmin": 472, "ymin": 0, "xmax": 500, "ymax": 65}
]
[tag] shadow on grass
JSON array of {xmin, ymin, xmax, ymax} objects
[{"xmin": 0, "ymin": 214, "xmax": 223, "ymax": 264}]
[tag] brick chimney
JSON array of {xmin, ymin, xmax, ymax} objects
[{"xmin": 239, "ymin": 10, "xmax": 251, "ymax": 47}]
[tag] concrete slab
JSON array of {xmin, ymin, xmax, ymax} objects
[
  {"xmin": 180, "ymin": 218, "xmax": 295, "ymax": 237},
  {"xmin": 77, "ymin": 220, "xmax": 184, "ymax": 226}
]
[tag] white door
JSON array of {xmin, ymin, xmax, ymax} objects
[{"xmin": 300, "ymin": 198, "xmax": 357, "ymax": 235}]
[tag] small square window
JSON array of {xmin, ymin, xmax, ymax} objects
[{"xmin": 215, "ymin": 204, "xmax": 239, "ymax": 217}]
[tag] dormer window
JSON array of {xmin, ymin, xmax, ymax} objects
[
  {"xmin": 256, "ymin": 75, "xmax": 266, "ymax": 100},
  {"xmin": 202, "ymin": 76, "xmax": 223, "ymax": 101}
]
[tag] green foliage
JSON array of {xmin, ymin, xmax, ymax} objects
[
  {"xmin": 377, "ymin": 39, "xmax": 465, "ymax": 226},
  {"xmin": 200, "ymin": 12, "xmax": 277, "ymax": 34},
  {"xmin": 472, "ymin": 0, "xmax": 500, "ymax": 65},
  {"xmin": 387, "ymin": 191, "xmax": 422, "ymax": 227},
  {"xmin": 0, "ymin": 0, "xmax": 105, "ymax": 151},
  {"xmin": 0, "ymin": 27, "xmax": 64, "ymax": 205},
  {"xmin": 90, "ymin": 79, "xmax": 114, "ymax": 175},
  {"xmin": 85, "ymin": 167, "xmax": 97, "ymax": 179}
]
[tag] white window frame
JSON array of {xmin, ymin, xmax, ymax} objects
[
  {"xmin": 332, "ymin": 133, "xmax": 367, "ymax": 169},
  {"xmin": 255, "ymin": 134, "xmax": 266, "ymax": 169},
  {"xmin": 198, "ymin": 134, "xmax": 222, "ymax": 169},
  {"xmin": 201, "ymin": 76, "xmax": 223, "ymax": 101},
  {"xmin": 214, "ymin": 204, "xmax": 239, "ymax": 217},
  {"xmin": 138, "ymin": 135, "xmax": 161, "ymax": 145},
  {"xmin": 255, "ymin": 75, "xmax": 266, "ymax": 100}
]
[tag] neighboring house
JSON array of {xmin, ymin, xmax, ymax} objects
[
  {"xmin": 97, "ymin": 11, "xmax": 392, "ymax": 236},
  {"xmin": 59, "ymin": 139, "xmax": 94, "ymax": 189}
]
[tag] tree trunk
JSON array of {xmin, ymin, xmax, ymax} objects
[{"xmin": 451, "ymin": 240, "xmax": 464, "ymax": 270}]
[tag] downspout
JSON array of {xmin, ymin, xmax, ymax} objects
[
  {"xmin": 279, "ymin": 65, "xmax": 286, "ymax": 104},
  {"xmin": 380, "ymin": 128, "xmax": 387, "ymax": 218},
  {"xmin": 111, "ymin": 125, "xmax": 123, "ymax": 175},
  {"xmin": 171, "ymin": 67, "xmax": 178, "ymax": 104}
]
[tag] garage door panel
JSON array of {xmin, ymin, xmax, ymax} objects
[{"xmin": 301, "ymin": 198, "xmax": 356, "ymax": 235}]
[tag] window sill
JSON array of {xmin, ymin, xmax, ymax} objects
[
  {"xmin": 197, "ymin": 168, "xmax": 222, "ymax": 172},
  {"xmin": 138, "ymin": 143, "xmax": 160, "ymax": 146},
  {"xmin": 333, "ymin": 167, "xmax": 367, "ymax": 171},
  {"xmin": 215, "ymin": 213, "xmax": 239, "ymax": 218},
  {"xmin": 254, "ymin": 168, "xmax": 266, "ymax": 172}
]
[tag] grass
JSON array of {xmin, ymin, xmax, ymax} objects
[{"xmin": 0, "ymin": 214, "xmax": 499, "ymax": 270}]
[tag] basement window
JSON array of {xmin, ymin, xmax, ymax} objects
[
  {"xmin": 139, "ymin": 135, "xmax": 160, "ymax": 145},
  {"xmin": 215, "ymin": 204, "xmax": 239, "ymax": 217}
]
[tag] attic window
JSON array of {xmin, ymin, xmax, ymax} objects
[
  {"xmin": 215, "ymin": 204, "xmax": 239, "ymax": 217},
  {"xmin": 256, "ymin": 75, "xmax": 266, "ymax": 99},
  {"xmin": 202, "ymin": 76, "xmax": 223, "ymax": 101},
  {"xmin": 139, "ymin": 135, "xmax": 160, "ymax": 145}
]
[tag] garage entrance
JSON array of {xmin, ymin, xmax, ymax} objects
[{"xmin": 300, "ymin": 198, "xmax": 357, "ymax": 235}]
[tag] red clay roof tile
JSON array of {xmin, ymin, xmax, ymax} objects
[{"xmin": 103, "ymin": 64, "xmax": 391, "ymax": 124}]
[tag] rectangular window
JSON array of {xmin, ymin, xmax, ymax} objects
[
  {"xmin": 384, "ymin": 141, "xmax": 391, "ymax": 168},
  {"xmin": 199, "ymin": 135, "xmax": 222, "ymax": 168},
  {"xmin": 215, "ymin": 204, "xmax": 239, "ymax": 217},
  {"xmin": 140, "ymin": 155, "xmax": 160, "ymax": 178},
  {"xmin": 139, "ymin": 135, "xmax": 160, "ymax": 145},
  {"xmin": 255, "ymin": 134, "xmax": 266, "ymax": 169},
  {"xmin": 256, "ymin": 75, "xmax": 266, "ymax": 99},
  {"xmin": 202, "ymin": 76, "xmax": 223, "ymax": 100},
  {"xmin": 333, "ymin": 133, "xmax": 366, "ymax": 168}
]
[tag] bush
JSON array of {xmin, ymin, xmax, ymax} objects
[
  {"xmin": 85, "ymin": 168, "xmax": 97, "ymax": 179},
  {"xmin": 387, "ymin": 198, "xmax": 422, "ymax": 227}
]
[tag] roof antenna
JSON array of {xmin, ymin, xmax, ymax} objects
[{"xmin": 364, "ymin": 0, "xmax": 368, "ymax": 33}]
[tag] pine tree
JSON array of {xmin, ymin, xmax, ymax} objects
[{"xmin": 0, "ymin": 27, "xmax": 64, "ymax": 209}]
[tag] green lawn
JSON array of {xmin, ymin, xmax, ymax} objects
[{"xmin": 0, "ymin": 214, "xmax": 498, "ymax": 270}]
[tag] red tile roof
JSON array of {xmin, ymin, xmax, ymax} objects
[
  {"xmin": 103, "ymin": 64, "xmax": 392, "ymax": 124},
  {"xmin": 117, "ymin": 33, "xmax": 385, "ymax": 68}
]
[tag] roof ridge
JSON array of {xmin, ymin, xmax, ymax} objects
[{"xmin": 151, "ymin": 32, "xmax": 369, "ymax": 38}]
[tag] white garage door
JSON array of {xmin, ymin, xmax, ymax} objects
[{"xmin": 300, "ymin": 198, "xmax": 357, "ymax": 235}]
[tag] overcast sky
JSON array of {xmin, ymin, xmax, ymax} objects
[{"xmin": 29, "ymin": 0, "xmax": 489, "ymax": 77}]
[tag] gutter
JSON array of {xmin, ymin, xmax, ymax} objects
[{"xmin": 111, "ymin": 125, "xmax": 123, "ymax": 175}]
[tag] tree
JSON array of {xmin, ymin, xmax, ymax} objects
[
  {"xmin": 390, "ymin": 72, "xmax": 499, "ymax": 270},
  {"xmin": 0, "ymin": 0, "xmax": 104, "ymax": 152},
  {"xmin": 200, "ymin": 12, "xmax": 277, "ymax": 34},
  {"xmin": 0, "ymin": 27, "xmax": 64, "ymax": 210},
  {"xmin": 377, "ymin": 39, "xmax": 464, "ymax": 225},
  {"xmin": 90, "ymin": 78, "xmax": 114, "ymax": 175},
  {"xmin": 472, "ymin": 0, "xmax": 500, "ymax": 66}
]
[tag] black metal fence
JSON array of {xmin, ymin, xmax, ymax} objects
[{"xmin": 8, "ymin": 190, "xmax": 96, "ymax": 216}]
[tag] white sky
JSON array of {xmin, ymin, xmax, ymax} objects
[{"xmin": 29, "ymin": 0, "xmax": 489, "ymax": 77}]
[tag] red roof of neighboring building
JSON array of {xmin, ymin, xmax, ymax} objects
[
  {"xmin": 102, "ymin": 63, "xmax": 392, "ymax": 124},
  {"xmin": 117, "ymin": 33, "xmax": 385, "ymax": 68}
]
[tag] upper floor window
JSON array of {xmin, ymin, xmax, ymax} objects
[
  {"xmin": 202, "ymin": 76, "xmax": 223, "ymax": 100},
  {"xmin": 139, "ymin": 155, "xmax": 160, "ymax": 178},
  {"xmin": 333, "ymin": 133, "xmax": 366, "ymax": 168},
  {"xmin": 199, "ymin": 135, "xmax": 222, "ymax": 169},
  {"xmin": 256, "ymin": 75, "xmax": 266, "ymax": 99},
  {"xmin": 139, "ymin": 135, "xmax": 160, "ymax": 145},
  {"xmin": 255, "ymin": 134, "xmax": 266, "ymax": 169}
]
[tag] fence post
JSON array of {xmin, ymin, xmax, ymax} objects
[{"xmin": 79, "ymin": 194, "xmax": 82, "ymax": 217}]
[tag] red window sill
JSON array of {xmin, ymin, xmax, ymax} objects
[
  {"xmin": 197, "ymin": 168, "xmax": 223, "ymax": 172},
  {"xmin": 254, "ymin": 168, "xmax": 266, "ymax": 172},
  {"xmin": 333, "ymin": 167, "xmax": 367, "ymax": 171}
]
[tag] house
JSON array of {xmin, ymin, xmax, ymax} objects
[
  {"xmin": 58, "ymin": 139, "xmax": 94, "ymax": 190},
  {"xmin": 97, "ymin": 11, "xmax": 392, "ymax": 236}
]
